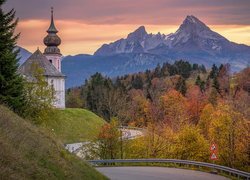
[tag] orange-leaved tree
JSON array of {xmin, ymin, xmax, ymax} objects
[
  {"xmin": 96, "ymin": 119, "xmax": 120, "ymax": 159},
  {"xmin": 160, "ymin": 89, "xmax": 189, "ymax": 132}
]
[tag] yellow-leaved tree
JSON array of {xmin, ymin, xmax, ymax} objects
[
  {"xmin": 173, "ymin": 125, "xmax": 210, "ymax": 162},
  {"xmin": 23, "ymin": 62, "xmax": 55, "ymax": 124},
  {"xmin": 208, "ymin": 103, "xmax": 249, "ymax": 170},
  {"xmin": 198, "ymin": 103, "xmax": 214, "ymax": 139}
]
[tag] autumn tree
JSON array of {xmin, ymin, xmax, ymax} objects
[
  {"xmin": 173, "ymin": 125, "xmax": 209, "ymax": 161},
  {"xmin": 217, "ymin": 64, "xmax": 230, "ymax": 97},
  {"xmin": 160, "ymin": 89, "xmax": 188, "ymax": 131},
  {"xmin": 230, "ymin": 90, "xmax": 250, "ymax": 119},
  {"xmin": 125, "ymin": 137, "xmax": 148, "ymax": 159},
  {"xmin": 234, "ymin": 67, "xmax": 250, "ymax": 96},
  {"xmin": 128, "ymin": 89, "xmax": 150, "ymax": 127},
  {"xmin": 208, "ymin": 103, "xmax": 249, "ymax": 169},
  {"xmin": 127, "ymin": 124, "xmax": 209, "ymax": 161},
  {"xmin": 146, "ymin": 76, "xmax": 173, "ymax": 102},
  {"xmin": 208, "ymin": 87, "xmax": 218, "ymax": 107},
  {"xmin": 125, "ymin": 124, "xmax": 174, "ymax": 159},
  {"xmin": 23, "ymin": 63, "xmax": 55, "ymax": 123},
  {"xmin": 198, "ymin": 103, "xmax": 214, "ymax": 139},
  {"xmin": 144, "ymin": 123, "xmax": 175, "ymax": 158},
  {"xmin": 96, "ymin": 119, "xmax": 120, "ymax": 159},
  {"xmin": 186, "ymin": 85, "xmax": 206, "ymax": 124},
  {"xmin": 66, "ymin": 87, "xmax": 84, "ymax": 108}
]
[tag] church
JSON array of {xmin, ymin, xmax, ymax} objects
[{"xmin": 19, "ymin": 8, "xmax": 66, "ymax": 109}]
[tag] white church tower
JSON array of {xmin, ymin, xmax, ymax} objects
[
  {"xmin": 43, "ymin": 7, "xmax": 66, "ymax": 109},
  {"xmin": 43, "ymin": 7, "xmax": 62, "ymax": 72}
]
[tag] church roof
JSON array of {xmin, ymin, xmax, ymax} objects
[{"xmin": 18, "ymin": 49, "xmax": 65, "ymax": 80}]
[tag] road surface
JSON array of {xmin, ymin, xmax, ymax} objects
[
  {"xmin": 120, "ymin": 128, "xmax": 144, "ymax": 140},
  {"xmin": 65, "ymin": 127, "xmax": 144, "ymax": 158},
  {"xmin": 96, "ymin": 167, "xmax": 229, "ymax": 180}
]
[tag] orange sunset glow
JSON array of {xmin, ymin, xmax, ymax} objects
[
  {"xmin": 16, "ymin": 20, "xmax": 250, "ymax": 55},
  {"xmin": 4, "ymin": 0, "xmax": 250, "ymax": 55}
]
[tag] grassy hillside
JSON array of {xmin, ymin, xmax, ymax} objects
[
  {"xmin": 0, "ymin": 105, "xmax": 107, "ymax": 180},
  {"xmin": 43, "ymin": 108, "xmax": 106, "ymax": 143}
]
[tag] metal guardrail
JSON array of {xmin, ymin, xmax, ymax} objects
[{"xmin": 88, "ymin": 159, "xmax": 250, "ymax": 179}]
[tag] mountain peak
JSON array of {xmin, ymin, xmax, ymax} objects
[
  {"xmin": 183, "ymin": 15, "xmax": 208, "ymax": 28},
  {"xmin": 185, "ymin": 15, "xmax": 200, "ymax": 24},
  {"xmin": 127, "ymin": 26, "xmax": 147, "ymax": 41},
  {"xmin": 135, "ymin": 26, "xmax": 147, "ymax": 33},
  {"xmin": 176, "ymin": 15, "xmax": 210, "ymax": 34}
]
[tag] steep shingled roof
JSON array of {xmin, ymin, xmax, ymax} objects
[{"xmin": 18, "ymin": 49, "xmax": 65, "ymax": 80}]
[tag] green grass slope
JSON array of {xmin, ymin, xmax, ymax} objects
[
  {"xmin": 43, "ymin": 108, "xmax": 106, "ymax": 144},
  {"xmin": 0, "ymin": 105, "xmax": 107, "ymax": 180}
]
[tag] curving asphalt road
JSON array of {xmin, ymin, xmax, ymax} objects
[{"xmin": 96, "ymin": 167, "xmax": 229, "ymax": 180}]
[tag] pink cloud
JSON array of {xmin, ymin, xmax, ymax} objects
[
  {"xmin": 16, "ymin": 19, "xmax": 250, "ymax": 55},
  {"xmin": 4, "ymin": 0, "xmax": 250, "ymax": 25}
]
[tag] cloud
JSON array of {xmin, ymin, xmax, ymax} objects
[
  {"xmin": 4, "ymin": 0, "xmax": 250, "ymax": 55},
  {"xmin": 4, "ymin": 0, "xmax": 250, "ymax": 25},
  {"xmin": 15, "ymin": 19, "xmax": 250, "ymax": 55}
]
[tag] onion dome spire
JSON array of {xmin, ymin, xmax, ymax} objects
[
  {"xmin": 47, "ymin": 7, "xmax": 58, "ymax": 33},
  {"xmin": 43, "ymin": 7, "xmax": 61, "ymax": 54}
]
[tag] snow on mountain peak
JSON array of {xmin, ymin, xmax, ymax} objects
[
  {"xmin": 95, "ymin": 15, "xmax": 231, "ymax": 56},
  {"xmin": 186, "ymin": 15, "xmax": 198, "ymax": 23}
]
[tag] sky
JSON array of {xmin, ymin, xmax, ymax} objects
[{"xmin": 3, "ymin": 0, "xmax": 250, "ymax": 55}]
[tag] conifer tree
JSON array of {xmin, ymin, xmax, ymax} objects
[
  {"xmin": 195, "ymin": 75, "xmax": 205, "ymax": 92},
  {"xmin": 0, "ymin": 0, "xmax": 25, "ymax": 112},
  {"xmin": 154, "ymin": 63, "xmax": 161, "ymax": 78},
  {"xmin": 209, "ymin": 64, "xmax": 219, "ymax": 79},
  {"xmin": 195, "ymin": 75, "xmax": 201, "ymax": 86},
  {"xmin": 212, "ymin": 77, "xmax": 220, "ymax": 93},
  {"xmin": 200, "ymin": 65, "xmax": 207, "ymax": 73},
  {"xmin": 176, "ymin": 77, "xmax": 187, "ymax": 95}
]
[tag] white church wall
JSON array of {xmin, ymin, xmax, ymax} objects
[{"xmin": 47, "ymin": 77, "xmax": 65, "ymax": 109}]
